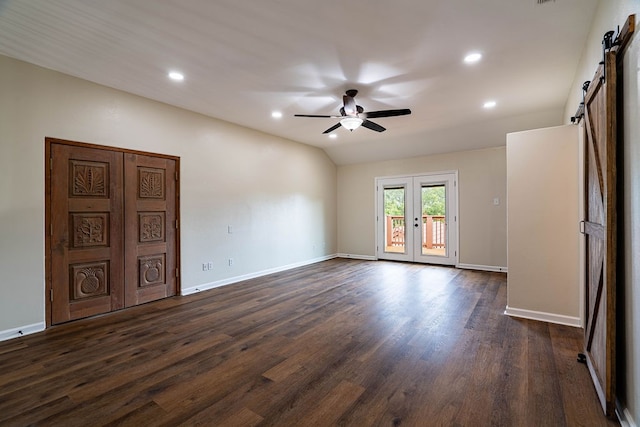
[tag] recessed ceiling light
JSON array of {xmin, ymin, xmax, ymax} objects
[
  {"xmin": 168, "ymin": 71, "xmax": 184, "ymax": 81},
  {"xmin": 483, "ymin": 100, "xmax": 497, "ymax": 109},
  {"xmin": 271, "ymin": 111, "xmax": 283, "ymax": 119},
  {"xmin": 329, "ymin": 134, "xmax": 337, "ymax": 139},
  {"xmin": 464, "ymin": 52, "xmax": 482, "ymax": 64}
]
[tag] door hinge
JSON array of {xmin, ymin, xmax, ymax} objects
[
  {"xmin": 50, "ymin": 289, "xmax": 53, "ymax": 302},
  {"xmin": 454, "ymin": 181, "xmax": 457, "ymax": 187},
  {"xmin": 50, "ymin": 223, "xmax": 53, "ymax": 236},
  {"xmin": 175, "ymin": 171, "xmax": 179, "ymax": 181},
  {"xmin": 175, "ymin": 220, "xmax": 179, "ymax": 229},
  {"xmin": 175, "ymin": 268, "xmax": 179, "ymax": 278},
  {"xmin": 50, "ymin": 157, "xmax": 53, "ymax": 170}
]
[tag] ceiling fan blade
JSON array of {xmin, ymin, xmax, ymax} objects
[
  {"xmin": 343, "ymin": 95, "xmax": 358, "ymax": 116},
  {"xmin": 362, "ymin": 120, "xmax": 386, "ymax": 132},
  {"xmin": 362, "ymin": 109, "xmax": 412, "ymax": 119},
  {"xmin": 322, "ymin": 122, "xmax": 342, "ymax": 134},
  {"xmin": 294, "ymin": 114, "xmax": 342, "ymax": 118}
]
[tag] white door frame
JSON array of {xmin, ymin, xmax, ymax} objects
[{"xmin": 375, "ymin": 171, "xmax": 459, "ymax": 266}]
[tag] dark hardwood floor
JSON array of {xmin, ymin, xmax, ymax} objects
[{"xmin": 0, "ymin": 259, "xmax": 617, "ymax": 426}]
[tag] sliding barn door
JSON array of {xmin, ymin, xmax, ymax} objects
[
  {"xmin": 583, "ymin": 49, "xmax": 617, "ymax": 416},
  {"xmin": 124, "ymin": 153, "xmax": 177, "ymax": 306},
  {"xmin": 50, "ymin": 143, "xmax": 125, "ymax": 323}
]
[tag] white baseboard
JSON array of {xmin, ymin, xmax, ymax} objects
[
  {"xmin": 182, "ymin": 254, "xmax": 338, "ymax": 296},
  {"xmin": 0, "ymin": 322, "xmax": 46, "ymax": 342},
  {"xmin": 617, "ymin": 399, "xmax": 638, "ymax": 427},
  {"xmin": 458, "ymin": 263, "xmax": 507, "ymax": 273},
  {"xmin": 504, "ymin": 306, "xmax": 581, "ymax": 327},
  {"xmin": 336, "ymin": 253, "xmax": 377, "ymax": 261}
]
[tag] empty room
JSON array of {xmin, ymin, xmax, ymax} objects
[{"xmin": 0, "ymin": 0, "xmax": 639, "ymax": 425}]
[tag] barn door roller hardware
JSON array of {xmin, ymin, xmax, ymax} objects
[
  {"xmin": 570, "ymin": 15, "xmax": 635, "ymax": 123},
  {"xmin": 570, "ymin": 81, "xmax": 591, "ymax": 124},
  {"xmin": 601, "ymin": 30, "xmax": 616, "ymax": 82}
]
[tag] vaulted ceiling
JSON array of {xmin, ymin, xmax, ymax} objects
[{"xmin": 0, "ymin": 0, "xmax": 599, "ymax": 164}]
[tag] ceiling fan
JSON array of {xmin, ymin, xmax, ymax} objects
[{"xmin": 294, "ymin": 89, "xmax": 411, "ymax": 134}]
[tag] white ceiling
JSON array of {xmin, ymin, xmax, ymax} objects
[{"xmin": 0, "ymin": 0, "xmax": 598, "ymax": 165}]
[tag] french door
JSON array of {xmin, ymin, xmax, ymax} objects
[{"xmin": 376, "ymin": 172, "xmax": 457, "ymax": 265}]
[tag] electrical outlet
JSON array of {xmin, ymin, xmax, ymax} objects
[
  {"xmin": 493, "ymin": 197, "xmax": 500, "ymax": 206},
  {"xmin": 207, "ymin": 262, "xmax": 213, "ymax": 270},
  {"xmin": 228, "ymin": 258, "xmax": 233, "ymax": 266},
  {"xmin": 202, "ymin": 263, "xmax": 208, "ymax": 271}
]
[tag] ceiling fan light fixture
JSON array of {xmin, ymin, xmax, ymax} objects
[
  {"xmin": 294, "ymin": 89, "xmax": 410, "ymax": 134},
  {"xmin": 340, "ymin": 117, "xmax": 363, "ymax": 131}
]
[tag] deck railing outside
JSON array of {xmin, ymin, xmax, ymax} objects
[{"xmin": 385, "ymin": 215, "xmax": 446, "ymax": 249}]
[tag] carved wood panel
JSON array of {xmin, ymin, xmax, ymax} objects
[
  {"xmin": 70, "ymin": 160, "xmax": 108, "ymax": 197},
  {"xmin": 71, "ymin": 213, "xmax": 109, "ymax": 248},
  {"xmin": 139, "ymin": 255, "xmax": 165, "ymax": 287},
  {"xmin": 138, "ymin": 167, "xmax": 165, "ymax": 199},
  {"xmin": 70, "ymin": 262, "xmax": 109, "ymax": 300},
  {"xmin": 139, "ymin": 212, "xmax": 165, "ymax": 243}
]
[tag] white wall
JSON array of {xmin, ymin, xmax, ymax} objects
[
  {"xmin": 0, "ymin": 54, "xmax": 337, "ymax": 335},
  {"xmin": 621, "ymin": 32, "xmax": 640, "ymax": 426},
  {"xmin": 564, "ymin": 1, "xmax": 640, "ymax": 423},
  {"xmin": 506, "ymin": 125, "xmax": 580, "ymax": 326},
  {"xmin": 505, "ymin": 3, "xmax": 640, "ymax": 415},
  {"xmin": 337, "ymin": 147, "xmax": 507, "ymax": 269}
]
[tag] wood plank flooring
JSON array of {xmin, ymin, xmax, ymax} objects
[{"xmin": 0, "ymin": 259, "xmax": 617, "ymax": 426}]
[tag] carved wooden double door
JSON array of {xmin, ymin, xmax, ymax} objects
[{"xmin": 47, "ymin": 140, "xmax": 178, "ymax": 325}]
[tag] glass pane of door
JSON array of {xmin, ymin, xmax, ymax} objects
[
  {"xmin": 383, "ymin": 187, "xmax": 406, "ymax": 254},
  {"xmin": 420, "ymin": 185, "xmax": 446, "ymax": 257}
]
